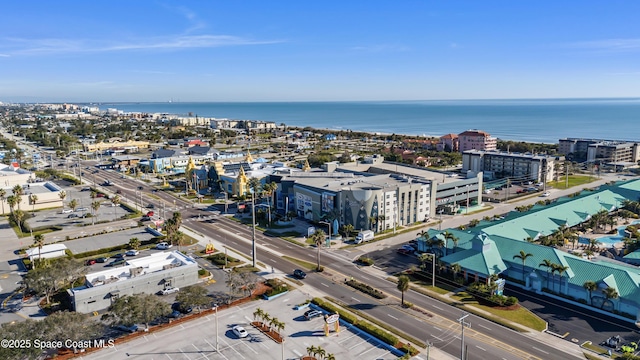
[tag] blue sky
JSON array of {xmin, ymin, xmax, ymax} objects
[{"xmin": 1, "ymin": 1, "xmax": 639, "ymax": 102}]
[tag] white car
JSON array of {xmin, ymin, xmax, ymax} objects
[
  {"xmin": 125, "ymin": 250, "xmax": 139, "ymax": 256},
  {"xmin": 232, "ymin": 325, "xmax": 248, "ymax": 338},
  {"xmin": 157, "ymin": 287, "xmax": 179, "ymax": 296},
  {"xmin": 156, "ymin": 242, "xmax": 173, "ymax": 250},
  {"xmin": 541, "ymin": 191, "xmax": 551, "ymax": 197},
  {"xmin": 61, "ymin": 209, "xmax": 73, "ymax": 214}
]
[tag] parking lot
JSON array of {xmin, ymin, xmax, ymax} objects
[{"xmin": 82, "ymin": 289, "xmax": 403, "ymax": 360}]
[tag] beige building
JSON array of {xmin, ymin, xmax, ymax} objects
[
  {"xmin": 458, "ymin": 130, "xmax": 497, "ymax": 153},
  {"xmin": 83, "ymin": 140, "xmax": 150, "ymax": 152}
]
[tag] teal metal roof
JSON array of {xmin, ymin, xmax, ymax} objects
[
  {"xmin": 439, "ymin": 234, "xmax": 507, "ymax": 276},
  {"xmin": 623, "ymin": 250, "xmax": 640, "ymax": 260},
  {"xmin": 563, "ymin": 257, "xmax": 640, "ymax": 303}
]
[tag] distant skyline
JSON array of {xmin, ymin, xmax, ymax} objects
[{"xmin": 1, "ymin": 1, "xmax": 639, "ymax": 103}]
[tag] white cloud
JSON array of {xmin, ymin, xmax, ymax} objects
[
  {"xmin": 0, "ymin": 53, "xmax": 9, "ymax": 57},
  {"xmin": 2, "ymin": 34, "xmax": 283, "ymax": 56}
]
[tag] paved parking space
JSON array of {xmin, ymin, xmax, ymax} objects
[{"xmin": 82, "ymin": 289, "xmax": 402, "ymax": 360}]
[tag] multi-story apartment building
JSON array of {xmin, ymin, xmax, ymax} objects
[
  {"xmin": 437, "ymin": 133, "xmax": 459, "ymax": 152},
  {"xmin": 462, "ymin": 149, "xmax": 556, "ymax": 182},
  {"xmin": 586, "ymin": 141, "xmax": 640, "ymax": 165},
  {"xmin": 458, "ymin": 130, "xmax": 497, "ymax": 152}
]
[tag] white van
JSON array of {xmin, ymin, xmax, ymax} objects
[{"xmin": 355, "ymin": 230, "xmax": 374, "ymax": 244}]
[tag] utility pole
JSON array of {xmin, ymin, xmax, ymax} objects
[
  {"xmin": 252, "ymin": 192, "xmax": 257, "ymax": 268},
  {"xmin": 458, "ymin": 313, "xmax": 471, "ymax": 360},
  {"xmin": 426, "ymin": 342, "xmax": 431, "ymax": 360}
]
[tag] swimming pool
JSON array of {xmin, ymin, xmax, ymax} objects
[{"xmin": 579, "ymin": 220, "xmax": 640, "ymax": 248}]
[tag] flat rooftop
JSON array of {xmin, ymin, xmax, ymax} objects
[
  {"xmin": 84, "ymin": 251, "xmax": 196, "ymax": 288},
  {"xmin": 339, "ymin": 161, "xmax": 463, "ymax": 184},
  {"xmin": 293, "ymin": 173, "xmax": 429, "ymax": 192}
]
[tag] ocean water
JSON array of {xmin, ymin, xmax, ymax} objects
[{"xmin": 98, "ymin": 98, "xmax": 640, "ymax": 143}]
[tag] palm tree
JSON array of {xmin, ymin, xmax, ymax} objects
[
  {"xmin": 262, "ymin": 313, "xmax": 272, "ymax": 331},
  {"xmin": 91, "ymin": 201, "xmax": 100, "ymax": 225},
  {"xmin": 311, "ymin": 229, "xmax": 326, "ymax": 271},
  {"xmin": 128, "ymin": 237, "xmax": 140, "ymax": 250},
  {"xmin": 12, "ymin": 184, "xmax": 23, "ymax": 210},
  {"xmin": 58, "ymin": 190, "xmax": 67, "ymax": 210},
  {"xmin": 343, "ymin": 223, "xmax": 354, "ymax": 241},
  {"xmin": 588, "ymin": 238, "xmax": 601, "ymax": 252},
  {"xmin": 69, "ymin": 198, "xmax": 78, "ymax": 212},
  {"xmin": 368, "ymin": 216, "xmax": 378, "ymax": 232},
  {"xmin": 306, "ymin": 345, "xmax": 318, "ymax": 359},
  {"xmin": 416, "ymin": 229, "xmax": 428, "ymax": 239},
  {"xmin": 315, "ymin": 347, "xmax": 326, "ymax": 360},
  {"xmin": 29, "ymin": 194, "xmax": 38, "ymax": 215},
  {"xmin": 12, "ymin": 209, "xmax": 25, "ymax": 236},
  {"xmin": 513, "ymin": 250, "xmax": 534, "ymax": 283},
  {"xmin": 111, "ymin": 195, "xmax": 121, "ymax": 218},
  {"xmin": 0, "ymin": 188, "xmax": 6, "ymax": 215},
  {"xmin": 602, "ymin": 286, "xmax": 619, "ymax": 310},
  {"xmin": 553, "ymin": 264, "xmax": 569, "ymax": 294},
  {"xmin": 253, "ymin": 308, "xmax": 264, "ymax": 325},
  {"xmin": 33, "ymin": 234, "xmax": 45, "ymax": 261},
  {"xmin": 451, "ymin": 263, "xmax": 462, "ymax": 281},
  {"xmin": 397, "ymin": 275, "xmax": 410, "ymax": 306},
  {"xmin": 7, "ymin": 195, "xmax": 17, "ymax": 213},
  {"xmin": 583, "ymin": 281, "xmax": 597, "ymax": 305},
  {"xmin": 538, "ymin": 259, "xmax": 554, "ymax": 290},
  {"xmin": 325, "ymin": 353, "xmax": 336, "ymax": 360}
]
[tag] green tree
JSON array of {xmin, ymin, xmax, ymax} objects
[
  {"xmin": 12, "ymin": 184, "xmax": 23, "ymax": 210},
  {"xmin": 0, "ymin": 188, "xmax": 6, "ymax": 215},
  {"xmin": 128, "ymin": 237, "xmax": 140, "ymax": 250},
  {"xmin": 24, "ymin": 265, "xmax": 59, "ymax": 304},
  {"xmin": 513, "ymin": 250, "xmax": 534, "ymax": 283},
  {"xmin": 538, "ymin": 259, "xmax": 555, "ymax": 290},
  {"xmin": 91, "ymin": 200, "xmax": 101, "ymax": 225},
  {"xmin": 69, "ymin": 198, "xmax": 78, "ymax": 211},
  {"xmin": 343, "ymin": 223, "xmax": 354, "ymax": 241},
  {"xmin": 11, "ymin": 209, "xmax": 25, "ymax": 236},
  {"xmin": 553, "ymin": 264, "xmax": 570, "ymax": 294},
  {"xmin": 108, "ymin": 293, "xmax": 171, "ymax": 331},
  {"xmin": 311, "ymin": 229, "xmax": 326, "ymax": 271},
  {"xmin": 583, "ymin": 281, "xmax": 597, "ymax": 306},
  {"xmin": 602, "ymin": 286, "xmax": 619, "ymax": 310},
  {"xmin": 397, "ymin": 275, "xmax": 410, "ymax": 306},
  {"xmin": 175, "ymin": 285, "xmax": 211, "ymax": 313},
  {"xmin": 33, "ymin": 234, "xmax": 45, "ymax": 261},
  {"xmin": 43, "ymin": 311, "xmax": 105, "ymax": 353},
  {"xmin": 111, "ymin": 195, "xmax": 121, "ymax": 218},
  {"xmin": 29, "ymin": 194, "xmax": 38, "ymax": 215},
  {"xmin": 451, "ymin": 263, "xmax": 462, "ymax": 281}
]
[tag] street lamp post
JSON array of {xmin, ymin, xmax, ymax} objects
[
  {"xmin": 319, "ymin": 221, "xmax": 331, "ymax": 248},
  {"xmin": 251, "ymin": 192, "xmax": 257, "ymax": 268},
  {"xmin": 438, "ymin": 208, "xmax": 444, "ymax": 231},
  {"xmin": 466, "ymin": 185, "xmax": 470, "ymax": 214},
  {"xmin": 458, "ymin": 313, "xmax": 471, "ymax": 360}
]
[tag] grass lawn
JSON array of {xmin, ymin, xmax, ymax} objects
[
  {"xmin": 548, "ymin": 175, "xmax": 597, "ymax": 190},
  {"xmin": 282, "ymin": 256, "xmax": 317, "ymax": 271},
  {"xmin": 451, "ymin": 291, "xmax": 547, "ymax": 331}
]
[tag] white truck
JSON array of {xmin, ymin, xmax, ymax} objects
[{"xmin": 355, "ymin": 230, "xmax": 374, "ymax": 244}]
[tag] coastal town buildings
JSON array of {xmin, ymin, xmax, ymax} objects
[
  {"xmin": 437, "ymin": 133, "xmax": 459, "ymax": 152},
  {"xmin": 458, "ymin": 130, "xmax": 497, "ymax": 152},
  {"xmin": 559, "ymin": 138, "xmax": 640, "ymax": 167},
  {"xmin": 461, "ymin": 149, "xmax": 556, "ymax": 182}
]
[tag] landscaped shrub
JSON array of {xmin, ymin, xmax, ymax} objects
[
  {"xmin": 357, "ymin": 256, "xmax": 374, "ymax": 266},
  {"xmin": 264, "ymin": 279, "xmax": 288, "ymax": 297},
  {"xmin": 504, "ymin": 296, "xmax": 518, "ymax": 306},
  {"xmin": 207, "ymin": 253, "xmax": 240, "ymax": 266},
  {"xmin": 345, "ymin": 279, "xmax": 387, "ymax": 299}
]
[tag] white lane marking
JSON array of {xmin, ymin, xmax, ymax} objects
[
  {"xmin": 531, "ymin": 346, "xmax": 549, "ymax": 354},
  {"xmin": 475, "ymin": 345, "xmax": 486, "ymax": 351},
  {"xmin": 431, "ymin": 304, "xmax": 443, "ymax": 310},
  {"xmin": 351, "ymin": 297, "xmax": 361, "ymax": 302},
  {"xmin": 477, "ymin": 323, "xmax": 491, "ymax": 331},
  {"xmin": 432, "ymin": 326, "xmax": 442, "ymax": 332},
  {"xmin": 387, "ymin": 314, "xmax": 399, "ymax": 320},
  {"xmin": 321, "ymin": 283, "xmax": 330, "ymax": 288}
]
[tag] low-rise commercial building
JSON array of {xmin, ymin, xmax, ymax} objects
[{"xmin": 70, "ymin": 251, "xmax": 199, "ymax": 313}]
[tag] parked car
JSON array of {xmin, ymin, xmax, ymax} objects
[
  {"xmin": 157, "ymin": 287, "xmax": 179, "ymax": 296},
  {"xmin": 113, "ymin": 253, "xmax": 125, "ymax": 259},
  {"xmin": 107, "ymin": 259, "xmax": 126, "ymax": 267},
  {"xmin": 67, "ymin": 214, "xmax": 79, "ymax": 218},
  {"xmin": 116, "ymin": 190, "xmax": 122, "ymax": 194},
  {"xmin": 84, "ymin": 259, "xmax": 97, "ymax": 266},
  {"xmin": 168, "ymin": 310, "xmax": 182, "ymax": 319},
  {"xmin": 61, "ymin": 209, "xmax": 73, "ymax": 214},
  {"xmin": 304, "ymin": 310, "xmax": 323, "ymax": 320},
  {"xmin": 156, "ymin": 242, "xmax": 172, "ymax": 250},
  {"xmin": 147, "ymin": 204, "xmax": 155, "ymax": 209},
  {"xmin": 397, "ymin": 248, "xmax": 411, "ymax": 255},
  {"xmin": 146, "ymin": 211, "xmax": 154, "ymax": 217},
  {"xmin": 97, "ymin": 193, "xmax": 105, "ymax": 198},
  {"xmin": 95, "ymin": 257, "xmax": 108, "ymax": 263},
  {"xmin": 76, "ymin": 207, "xmax": 88, "ymax": 212},
  {"xmin": 141, "ymin": 216, "xmax": 151, "ymax": 221},
  {"xmin": 232, "ymin": 325, "xmax": 248, "ymax": 338},
  {"xmin": 293, "ymin": 269, "xmax": 307, "ymax": 279},
  {"xmin": 125, "ymin": 250, "xmax": 139, "ymax": 256},
  {"xmin": 115, "ymin": 324, "xmax": 138, "ymax": 333},
  {"xmin": 172, "ymin": 302, "xmax": 193, "ymax": 314},
  {"xmin": 541, "ymin": 191, "xmax": 551, "ymax": 197}
]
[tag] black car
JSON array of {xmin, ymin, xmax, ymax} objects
[
  {"xmin": 172, "ymin": 302, "xmax": 193, "ymax": 314},
  {"xmin": 147, "ymin": 204, "xmax": 155, "ymax": 209},
  {"xmin": 137, "ymin": 186, "xmax": 143, "ymax": 190},
  {"xmin": 112, "ymin": 253, "xmax": 125, "ymax": 259},
  {"xmin": 293, "ymin": 269, "xmax": 307, "ymax": 279},
  {"xmin": 95, "ymin": 257, "xmax": 108, "ymax": 263}
]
